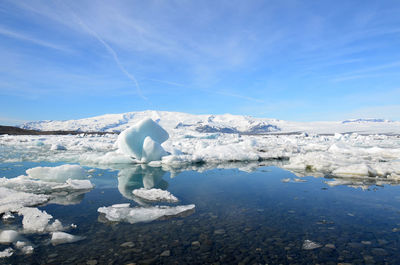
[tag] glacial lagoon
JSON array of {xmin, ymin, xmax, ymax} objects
[{"xmin": 2, "ymin": 162, "xmax": 400, "ymax": 264}]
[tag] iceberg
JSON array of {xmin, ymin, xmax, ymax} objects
[{"xmin": 117, "ymin": 118, "xmax": 169, "ymax": 162}]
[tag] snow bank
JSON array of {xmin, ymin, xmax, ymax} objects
[
  {"xmin": 98, "ymin": 203, "xmax": 195, "ymax": 224},
  {"xmin": 117, "ymin": 118, "xmax": 169, "ymax": 162},
  {"xmin": 132, "ymin": 188, "xmax": 178, "ymax": 203}
]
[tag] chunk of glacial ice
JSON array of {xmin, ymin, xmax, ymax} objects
[
  {"xmin": 98, "ymin": 204, "xmax": 195, "ymax": 224},
  {"xmin": 26, "ymin": 164, "xmax": 87, "ymax": 182},
  {"xmin": 0, "ymin": 230, "xmax": 20, "ymax": 244},
  {"xmin": 0, "ymin": 187, "xmax": 49, "ymax": 214},
  {"xmin": 0, "ymin": 248, "xmax": 13, "ymax": 258},
  {"xmin": 51, "ymin": 232, "xmax": 84, "ymax": 245},
  {"xmin": 117, "ymin": 118, "xmax": 169, "ymax": 162},
  {"xmin": 18, "ymin": 207, "xmax": 63, "ymax": 233},
  {"xmin": 132, "ymin": 188, "xmax": 178, "ymax": 203},
  {"xmin": 141, "ymin": 136, "xmax": 168, "ymax": 163}
]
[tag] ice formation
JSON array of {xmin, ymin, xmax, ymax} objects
[
  {"xmin": 51, "ymin": 232, "xmax": 84, "ymax": 245},
  {"xmin": 26, "ymin": 164, "xmax": 87, "ymax": 182},
  {"xmin": 0, "ymin": 248, "xmax": 13, "ymax": 258},
  {"xmin": 117, "ymin": 118, "xmax": 169, "ymax": 162},
  {"xmin": 0, "ymin": 230, "xmax": 20, "ymax": 244},
  {"xmin": 98, "ymin": 203, "xmax": 195, "ymax": 224},
  {"xmin": 0, "ymin": 165, "xmax": 93, "ymax": 256},
  {"xmin": 132, "ymin": 188, "xmax": 178, "ymax": 203},
  {"xmin": 1, "ymin": 111, "xmax": 400, "ymax": 182}
]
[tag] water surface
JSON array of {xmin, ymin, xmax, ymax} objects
[{"xmin": 1, "ymin": 162, "xmax": 400, "ymax": 264}]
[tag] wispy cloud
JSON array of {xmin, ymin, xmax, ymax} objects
[{"xmin": 0, "ymin": 26, "xmax": 71, "ymax": 52}]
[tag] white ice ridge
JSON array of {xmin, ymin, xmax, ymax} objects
[
  {"xmin": 117, "ymin": 118, "xmax": 169, "ymax": 163},
  {"xmin": 132, "ymin": 188, "xmax": 178, "ymax": 203},
  {"xmin": 98, "ymin": 203, "xmax": 195, "ymax": 224}
]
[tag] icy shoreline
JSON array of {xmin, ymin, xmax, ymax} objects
[{"xmin": 1, "ymin": 131, "xmax": 399, "ymax": 180}]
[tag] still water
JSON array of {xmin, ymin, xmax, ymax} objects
[{"xmin": 1, "ymin": 162, "xmax": 400, "ymax": 264}]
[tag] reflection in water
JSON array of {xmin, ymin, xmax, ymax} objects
[{"xmin": 117, "ymin": 165, "xmax": 168, "ymax": 201}]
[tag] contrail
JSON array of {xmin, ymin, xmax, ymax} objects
[{"xmin": 61, "ymin": 2, "xmax": 147, "ymax": 100}]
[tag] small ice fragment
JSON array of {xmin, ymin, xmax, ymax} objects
[
  {"xmin": 0, "ymin": 247, "xmax": 14, "ymax": 258},
  {"xmin": 302, "ymin": 240, "xmax": 322, "ymax": 250},
  {"xmin": 0, "ymin": 230, "xmax": 19, "ymax": 244},
  {"xmin": 51, "ymin": 232, "xmax": 84, "ymax": 245},
  {"xmin": 15, "ymin": 241, "xmax": 34, "ymax": 254},
  {"xmin": 98, "ymin": 204, "xmax": 195, "ymax": 224},
  {"xmin": 111, "ymin": 203, "xmax": 130, "ymax": 208},
  {"xmin": 2, "ymin": 212, "xmax": 14, "ymax": 220},
  {"xmin": 281, "ymin": 178, "xmax": 291, "ymax": 183},
  {"xmin": 87, "ymin": 169, "xmax": 96, "ymax": 173},
  {"xmin": 294, "ymin": 178, "xmax": 307, "ymax": 183},
  {"xmin": 132, "ymin": 188, "xmax": 178, "ymax": 203}
]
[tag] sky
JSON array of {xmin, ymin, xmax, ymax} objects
[{"xmin": 1, "ymin": 0, "xmax": 400, "ymax": 125}]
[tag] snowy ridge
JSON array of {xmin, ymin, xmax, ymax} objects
[{"xmin": 20, "ymin": 110, "xmax": 400, "ymax": 135}]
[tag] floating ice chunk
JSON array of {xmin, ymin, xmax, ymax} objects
[
  {"xmin": 16, "ymin": 242, "xmax": 34, "ymax": 255},
  {"xmin": 51, "ymin": 232, "xmax": 84, "ymax": 245},
  {"xmin": 1, "ymin": 212, "xmax": 14, "ymax": 220},
  {"xmin": 26, "ymin": 164, "xmax": 87, "ymax": 183},
  {"xmin": 0, "ymin": 247, "xmax": 13, "ymax": 258},
  {"xmin": 302, "ymin": 239, "xmax": 322, "ymax": 250},
  {"xmin": 0, "ymin": 187, "xmax": 49, "ymax": 214},
  {"xmin": 332, "ymin": 164, "xmax": 377, "ymax": 178},
  {"xmin": 132, "ymin": 188, "xmax": 178, "ymax": 203},
  {"xmin": 98, "ymin": 204, "xmax": 195, "ymax": 224},
  {"xmin": 117, "ymin": 118, "xmax": 169, "ymax": 162},
  {"xmin": 17, "ymin": 207, "xmax": 63, "ymax": 233},
  {"xmin": 0, "ymin": 230, "xmax": 20, "ymax": 244}
]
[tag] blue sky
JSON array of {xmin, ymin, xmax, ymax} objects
[{"xmin": 1, "ymin": 0, "xmax": 400, "ymax": 125}]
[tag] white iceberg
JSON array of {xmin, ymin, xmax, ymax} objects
[
  {"xmin": 117, "ymin": 118, "xmax": 169, "ymax": 162},
  {"xmin": 98, "ymin": 203, "xmax": 195, "ymax": 224},
  {"xmin": 132, "ymin": 188, "xmax": 178, "ymax": 203}
]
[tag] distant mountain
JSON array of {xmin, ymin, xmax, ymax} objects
[
  {"xmin": 341, "ymin": 118, "xmax": 392, "ymax": 124},
  {"xmin": 20, "ymin": 111, "xmax": 400, "ymax": 135}
]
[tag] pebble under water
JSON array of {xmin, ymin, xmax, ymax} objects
[{"xmin": 2, "ymin": 162, "xmax": 400, "ymax": 264}]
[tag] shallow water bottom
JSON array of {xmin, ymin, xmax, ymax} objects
[{"xmin": 2, "ymin": 162, "xmax": 400, "ymax": 264}]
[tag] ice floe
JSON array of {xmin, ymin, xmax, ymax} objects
[
  {"xmin": 0, "ymin": 165, "xmax": 93, "ymax": 256},
  {"xmin": 98, "ymin": 203, "xmax": 195, "ymax": 224},
  {"xmin": 51, "ymin": 231, "xmax": 84, "ymax": 245}
]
